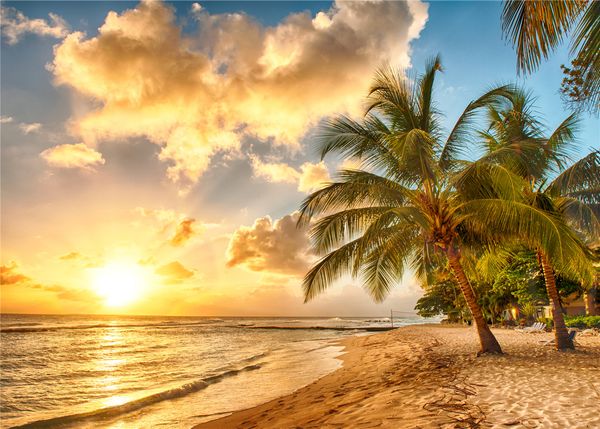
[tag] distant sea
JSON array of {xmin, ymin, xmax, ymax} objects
[{"xmin": 1, "ymin": 314, "xmax": 434, "ymax": 428}]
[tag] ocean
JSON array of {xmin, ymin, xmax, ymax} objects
[{"xmin": 1, "ymin": 314, "xmax": 431, "ymax": 428}]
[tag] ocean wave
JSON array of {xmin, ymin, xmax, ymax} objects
[
  {"xmin": 0, "ymin": 322, "xmax": 43, "ymax": 328},
  {"xmin": 239, "ymin": 351, "xmax": 269, "ymax": 363},
  {"xmin": 11, "ymin": 363, "xmax": 263, "ymax": 428},
  {"xmin": 0, "ymin": 321, "xmax": 212, "ymax": 334}
]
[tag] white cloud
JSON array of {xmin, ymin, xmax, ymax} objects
[
  {"xmin": 0, "ymin": 115, "xmax": 14, "ymax": 124},
  {"xmin": 250, "ymin": 156, "xmax": 330, "ymax": 193},
  {"xmin": 19, "ymin": 122, "xmax": 42, "ymax": 134},
  {"xmin": 49, "ymin": 0, "xmax": 428, "ymax": 186},
  {"xmin": 40, "ymin": 143, "xmax": 105, "ymax": 170},
  {"xmin": 1, "ymin": 6, "xmax": 69, "ymax": 45},
  {"xmin": 191, "ymin": 3, "xmax": 203, "ymax": 15}
]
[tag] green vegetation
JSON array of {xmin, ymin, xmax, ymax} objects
[
  {"xmin": 469, "ymin": 88, "xmax": 598, "ymax": 349},
  {"xmin": 565, "ymin": 315, "xmax": 600, "ymax": 329}
]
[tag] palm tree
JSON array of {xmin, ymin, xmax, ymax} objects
[
  {"xmin": 473, "ymin": 90, "xmax": 599, "ymax": 349},
  {"xmin": 297, "ymin": 57, "xmax": 589, "ymax": 354},
  {"xmin": 501, "ymin": 0, "xmax": 599, "ymax": 112}
]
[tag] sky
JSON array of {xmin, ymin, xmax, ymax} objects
[{"xmin": 1, "ymin": 0, "xmax": 598, "ymax": 317}]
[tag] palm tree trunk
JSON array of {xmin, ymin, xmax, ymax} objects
[
  {"xmin": 446, "ymin": 247, "xmax": 503, "ymax": 355},
  {"xmin": 538, "ymin": 250, "xmax": 574, "ymax": 350},
  {"xmin": 584, "ymin": 289, "xmax": 597, "ymax": 316}
]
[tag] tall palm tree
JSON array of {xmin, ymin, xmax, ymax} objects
[
  {"xmin": 297, "ymin": 57, "xmax": 589, "ymax": 355},
  {"xmin": 473, "ymin": 91, "xmax": 599, "ymax": 349},
  {"xmin": 502, "ymin": 0, "xmax": 600, "ymax": 112}
]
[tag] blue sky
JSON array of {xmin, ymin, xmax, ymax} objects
[{"xmin": 1, "ymin": 1, "xmax": 598, "ymax": 316}]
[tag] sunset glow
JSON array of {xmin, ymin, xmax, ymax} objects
[
  {"xmin": 91, "ymin": 263, "xmax": 146, "ymax": 307},
  {"xmin": 0, "ymin": 0, "xmax": 596, "ymax": 318}
]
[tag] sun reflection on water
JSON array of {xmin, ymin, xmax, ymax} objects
[
  {"xmin": 94, "ymin": 328, "xmax": 129, "ymax": 406},
  {"xmin": 103, "ymin": 395, "xmax": 128, "ymax": 408}
]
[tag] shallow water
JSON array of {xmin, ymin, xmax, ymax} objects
[{"xmin": 1, "ymin": 314, "xmax": 430, "ymax": 428}]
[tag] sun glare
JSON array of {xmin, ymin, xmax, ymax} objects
[{"xmin": 91, "ymin": 262, "xmax": 146, "ymax": 307}]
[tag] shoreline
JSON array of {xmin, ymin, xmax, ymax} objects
[{"xmin": 195, "ymin": 324, "xmax": 600, "ymax": 429}]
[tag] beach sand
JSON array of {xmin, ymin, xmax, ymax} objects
[{"xmin": 195, "ymin": 325, "xmax": 600, "ymax": 428}]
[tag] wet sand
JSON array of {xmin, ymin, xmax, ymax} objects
[{"xmin": 194, "ymin": 324, "xmax": 600, "ymax": 429}]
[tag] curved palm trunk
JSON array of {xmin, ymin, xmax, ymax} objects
[
  {"xmin": 446, "ymin": 247, "xmax": 503, "ymax": 355},
  {"xmin": 538, "ymin": 251, "xmax": 574, "ymax": 350},
  {"xmin": 584, "ymin": 289, "xmax": 597, "ymax": 316}
]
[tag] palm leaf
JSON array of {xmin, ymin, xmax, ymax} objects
[
  {"xmin": 439, "ymin": 84, "xmax": 516, "ymax": 170},
  {"xmin": 310, "ymin": 206, "xmax": 397, "ymax": 254},
  {"xmin": 303, "ymin": 238, "xmax": 362, "ymax": 302},
  {"xmin": 417, "ymin": 54, "xmax": 443, "ymax": 132},
  {"xmin": 543, "ymin": 112, "xmax": 580, "ymax": 173},
  {"xmin": 547, "ymin": 150, "xmax": 600, "ymax": 195},
  {"xmin": 502, "ymin": 0, "xmax": 585, "ymax": 74},
  {"xmin": 297, "ymin": 171, "xmax": 412, "ymax": 226},
  {"xmin": 366, "ymin": 65, "xmax": 418, "ymax": 131},
  {"xmin": 555, "ymin": 196, "xmax": 600, "ymax": 239},
  {"xmin": 462, "ymin": 198, "xmax": 591, "ymax": 271}
]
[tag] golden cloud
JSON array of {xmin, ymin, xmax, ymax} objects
[
  {"xmin": 226, "ymin": 212, "xmax": 312, "ymax": 275},
  {"xmin": 297, "ymin": 162, "xmax": 330, "ymax": 193},
  {"xmin": 59, "ymin": 252, "xmax": 82, "ymax": 260},
  {"xmin": 155, "ymin": 261, "xmax": 195, "ymax": 284},
  {"xmin": 1, "ymin": 262, "xmax": 30, "ymax": 285},
  {"xmin": 40, "ymin": 143, "xmax": 105, "ymax": 170},
  {"xmin": 49, "ymin": 0, "xmax": 428, "ymax": 185},
  {"xmin": 170, "ymin": 218, "xmax": 196, "ymax": 247},
  {"xmin": 0, "ymin": 262, "xmax": 91, "ymax": 302}
]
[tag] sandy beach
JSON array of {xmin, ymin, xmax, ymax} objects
[{"xmin": 196, "ymin": 325, "xmax": 600, "ymax": 429}]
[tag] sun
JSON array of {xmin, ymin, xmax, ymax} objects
[{"xmin": 91, "ymin": 262, "xmax": 146, "ymax": 307}]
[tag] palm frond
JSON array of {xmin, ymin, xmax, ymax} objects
[
  {"xmin": 475, "ymin": 247, "xmax": 517, "ymax": 282},
  {"xmin": 453, "ymin": 161, "xmax": 526, "ymax": 201},
  {"xmin": 409, "ymin": 241, "xmax": 440, "ymax": 285},
  {"xmin": 396, "ymin": 128, "xmax": 437, "ymax": 183},
  {"xmin": 462, "ymin": 198, "xmax": 590, "ymax": 270},
  {"xmin": 569, "ymin": 0, "xmax": 600, "ymax": 111},
  {"xmin": 475, "ymin": 139, "xmax": 549, "ymax": 181},
  {"xmin": 555, "ymin": 196, "xmax": 600, "ymax": 239},
  {"xmin": 543, "ymin": 112, "xmax": 580, "ymax": 173},
  {"xmin": 360, "ymin": 229, "xmax": 416, "ymax": 302},
  {"xmin": 439, "ymin": 84, "xmax": 516, "ymax": 170},
  {"xmin": 565, "ymin": 188, "xmax": 600, "ymax": 205},
  {"xmin": 547, "ymin": 150, "xmax": 600, "ymax": 195},
  {"xmin": 366, "ymin": 65, "xmax": 418, "ymax": 131},
  {"xmin": 418, "ymin": 54, "xmax": 443, "ymax": 132},
  {"xmin": 310, "ymin": 206, "xmax": 397, "ymax": 254},
  {"xmin": 297, "ymin": 171, "xmax": 412, "ymax": 226},
  {"xmin": 502, "ymin": 0, "xmax": 584, "ymax": 74},
  {"xmin": 317, "ymin": 115, "xmax": 399, "ymax": 174},
  {"xmin": 303, "ymin": 238, "xmax": 362, "ymax": 302}
]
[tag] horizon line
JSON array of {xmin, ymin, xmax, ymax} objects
[{"xmin": 0, "ymin": 311, "xmax": 419, "ymax": 318}]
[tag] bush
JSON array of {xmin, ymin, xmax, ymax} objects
[
  {"xmin": 564, "ymin": 315, "xmax": 600, "ymax": 329},
  {"xmin": 538, "ymin": 316, "xmax": 553, "ymax": 330}
]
